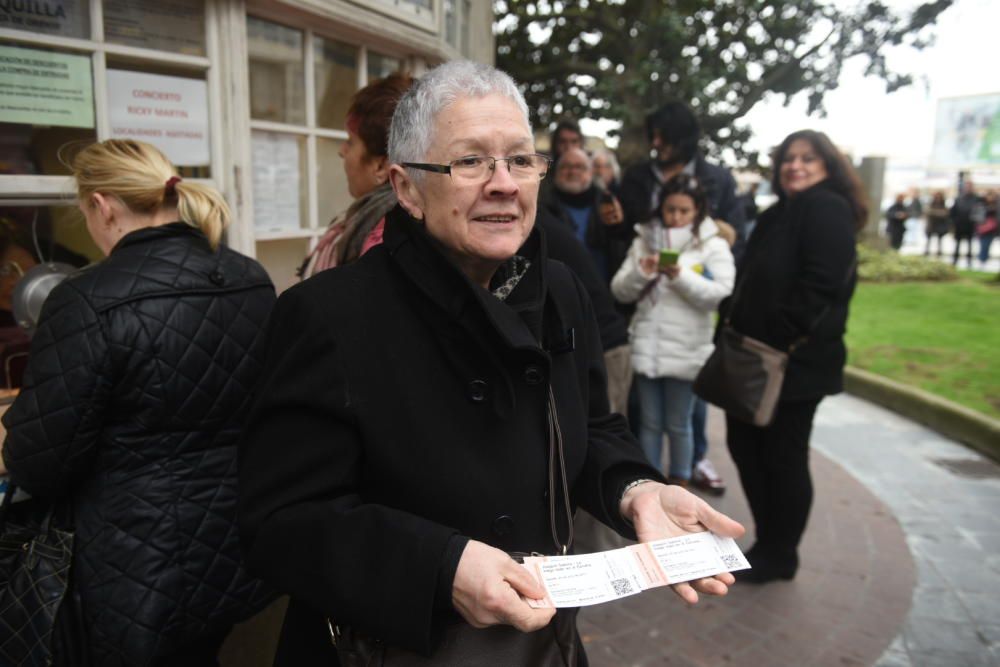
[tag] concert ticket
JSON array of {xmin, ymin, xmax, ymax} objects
[{"xmin": 521, "ymin": 532, "xmax": 750, "ymax": 608}]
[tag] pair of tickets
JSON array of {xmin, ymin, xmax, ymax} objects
[{"xmin": 521, "ymin": 531, "xmax": 750, "ymax": 608}]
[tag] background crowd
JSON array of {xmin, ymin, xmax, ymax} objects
[{"xmin": 884, "ymin": 181, "xmax": 999, "ymax": 266}]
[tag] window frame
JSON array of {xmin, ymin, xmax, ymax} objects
[
  {"xmin": 244, "ymin": 12, "xmax": 409, "ymax": 242},
  {"xmin": 0, "ymin": 1, "xmax": 222, "ymax": 204}
]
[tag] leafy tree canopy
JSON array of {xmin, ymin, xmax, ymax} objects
[{"xmin": 494, "ymin": 0, "xmax": 952, "ymax": 167}]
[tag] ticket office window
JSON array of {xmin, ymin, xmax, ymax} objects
[
  {"xmin": 0, "ymin": 204, "xmax": 100, "ymax": 390},
  {"xmin": 0, "ymin": 1, "xmax": 217, "ymax": 197},
  {"xmin": 248, "ymin": 16, "xmax": 405, "ymax": 241}
]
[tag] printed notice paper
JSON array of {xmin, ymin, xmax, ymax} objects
[{"xmin": 522, "ymin": 532, "xmax": 750, "ymax": 608}]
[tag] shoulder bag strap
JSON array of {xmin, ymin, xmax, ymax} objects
[
  {"xmin": 547, "ymin": 386, "xmax": 573, "ymax": 555},
  {"xmin": 0, "ymin": 479, "xmax": 15, "ymax": 531}
]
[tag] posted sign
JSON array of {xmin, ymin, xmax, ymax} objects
[
  {"xmin": 107, "ymin": 69, "xmax": 210, "ymax": 166},
  {"xmin": 0, "ymin": 45, "xmax": 94, "ymax": 128}
]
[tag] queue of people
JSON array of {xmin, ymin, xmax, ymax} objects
[
  {"xmin": 0, "ymin": 59, "xmax": 867, "ymax": 665},
  {"xmin": 884, "ymin": 183, "xmax": 999, "ymax": 266}
]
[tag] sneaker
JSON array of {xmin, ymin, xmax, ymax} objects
[{"xmin": 691, "ymin": 459, "xmax": 726, "ymax": 496}]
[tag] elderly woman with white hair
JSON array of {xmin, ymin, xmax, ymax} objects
[{"xmin": 239, "ymin": 61, "xmax": 743, "ymax": 666}]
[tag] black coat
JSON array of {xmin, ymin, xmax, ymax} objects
[
  {"xmin": 535, "ymin": 212, "xmax": 629, "ymax": 351},
  {"xmin": 2, "ymin": 223, "xmax": 275, "ymax": 665},
  {"xmin": 238, "ymin": 206, "xmax": 659, "ymax": 664},
  {"xmin": 720, "ymin": 180, "xmax": 857, "ymax": 401},
  {"xmin": 537, "ymin": 184, "xmax": 633, "ymax": 287},
  {"xmin": 619, "ymin": 154, "xmax": 747, "ymax": 268}
]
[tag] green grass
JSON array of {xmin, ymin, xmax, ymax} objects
[{"xmin": 845, "ymin": 271, "xmax": 1000, "ymax": 419}]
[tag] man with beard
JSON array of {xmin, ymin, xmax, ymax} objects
[
  {"xmin": 617, "ymin": 102, "xmax": 746, "ymax": 272},
  {"xmin": 538, "ymin": 146, "xmax": 628, "ymax": 284}
]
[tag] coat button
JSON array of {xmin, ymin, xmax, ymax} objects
[
  {"xmin": 209, "ymin": 270, "xmax": 225, "ymax": 286},
  {"xmin": 524, "ymin": 365, "xmax": 545, "ymax": 385},
  {"xmin": 492, "ymin": 515, "xmax": 515, "ymax": 536},
  {"xmin": 468, "ymin": 379, "xmax": 487, "ymax": 402}
]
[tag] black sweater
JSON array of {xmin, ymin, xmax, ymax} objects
[{"xmin": 720, "ymin": 180, "xmax": 857, "ymax": 401}]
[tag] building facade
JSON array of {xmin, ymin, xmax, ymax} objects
[{"xmin": 0, "ymin": 0, "xmax": 495, "ymax": 293}]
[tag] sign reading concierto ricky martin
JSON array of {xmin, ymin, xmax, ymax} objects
[
  {"xmin": 106, "ymin": 69, "xmax": 210, "ymax": 167},
  {"xmin": 0, "ymin": 44, "xmax": 94, "ymax": 128}
]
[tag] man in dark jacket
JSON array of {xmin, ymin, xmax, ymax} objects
[
  {"xmin": 950, "ymin": 180, "xmax": 983, "ymax": 266},
  {"xmin": 538, "ymin": 146, "xmax": 627, "ymax": 284},
  {"xmin": 617, "ymin": 102, "xmax": 747, "ymax": 273}
]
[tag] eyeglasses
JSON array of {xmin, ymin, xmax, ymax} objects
[{"xmin": 402, "ymin": 154, "xmax": 551, "ymax": 184}]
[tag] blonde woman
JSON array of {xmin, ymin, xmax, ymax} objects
[{"xmin": 1, "ymin": 139, "xmax": 274, "ymax": 665}]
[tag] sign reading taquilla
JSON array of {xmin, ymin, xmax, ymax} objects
[{"xmin": 0, "ymin": 0, "xmax": 87, "ymax": 38}]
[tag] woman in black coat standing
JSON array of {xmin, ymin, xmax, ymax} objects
[
  {"xmin": 1, "ymin": 139, "xmax": 275, "ymax": 665},
  {"xmin": 722, "ymin": 130, "xmax": 866, "ymax": 584},
  {"xmin": 238, "ymin": 61, "xmax": 744, "ymax": 666}
]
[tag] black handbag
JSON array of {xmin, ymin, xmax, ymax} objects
[
  {"xmin": 694, "ymin": 259, "xmax": 856, "ymax": 427},
  {"xmin": 0, "ymin": 481, "xmax": 86, "ymax": 667},
  {"xmin": 327, "ymin": 388, "xmax": 579, "ymax": 666},
  {"xmin": 694, "ymin": 325, "xmax": 789, "ymax": 427}
]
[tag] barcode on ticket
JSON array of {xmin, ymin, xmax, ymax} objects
[
  {"xmin": 721, "ymin": 554, "xmax": 742, "ymax": 569},
  {"xmin": 610, "ymin": 577, "xmax": 634, "ymax": 596}
]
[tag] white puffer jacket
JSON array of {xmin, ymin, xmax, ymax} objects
[{"xmin": 611, "ymin": 218, "xmax": 735, "ymax": 380}]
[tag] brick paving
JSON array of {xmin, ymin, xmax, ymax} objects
[
  {"xmin": 222, "ymin": 394, "xmax": 1000, "ymax": 666},
  {"xmin": 579, "ymin": 401, "xmax": 915, "ymax": 667},
  {"xmin": 580, "ymin": 394, "xmax": 1000, "ymax": 667}
]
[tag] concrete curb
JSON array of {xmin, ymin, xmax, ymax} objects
[{"xmin": 844, "ymin": 366, "xmax": 1000, "ymax": 462}]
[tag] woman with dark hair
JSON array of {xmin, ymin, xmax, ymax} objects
[
  {"xmin": 721, "ymin": 129, "xmax": 865, "ymax": 584},
  {"xmin": 299, "ymin": 72, "xmax": 414, "ymax": 277},
  {"xmin": 612, "ymin": 174, "xmax": 735, "ymax": 484},
  {"xmin": 924, "ymin": 191, "xmax": 950, "ymax": 257}
]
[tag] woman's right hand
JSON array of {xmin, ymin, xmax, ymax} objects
[
  {"xmin": 452, "ymin": 540, "xmax": 556, "ymax": 632},
  {"xmin": 639, "ymin": 255, "xmax": 659, "ymax": 276}
]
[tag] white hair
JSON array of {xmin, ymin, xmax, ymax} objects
[
  {"xmin": 388, "ymin": 60, "xmax": 530, "ymax": 169},
  {"xmin": 591, "ymin": 147, "xmax": 621, "ymax": 182}
]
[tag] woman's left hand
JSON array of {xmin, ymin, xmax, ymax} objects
[
  {"xmin": 661, "ymin": 265, "xmax": 681, "ymax": 280},
  {"xmin": 619, "ymin": 481, "xmax": 745, "ymax": 602}
]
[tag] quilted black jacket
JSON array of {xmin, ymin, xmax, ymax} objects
[{"xmin": 2, "ymin": 223, "xmax": 276, "ymax": 665}]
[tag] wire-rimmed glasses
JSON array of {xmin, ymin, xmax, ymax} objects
[{"xmin": 402, "ymin": 154, "xmax": 551, "ymax": 184}]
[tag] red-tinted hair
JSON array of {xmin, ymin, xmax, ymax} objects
[{"xmin": 347, "ymin": 73, "xmax": 414, "ymax": 158}]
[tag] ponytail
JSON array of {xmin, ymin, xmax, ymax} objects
[
  {"xmin": 73, "ymin": 139, "xmax": 230, "ymax": 249},
  {"xmin": 172, "ymin": 179, "xmax": 228, "ymax": 248}
]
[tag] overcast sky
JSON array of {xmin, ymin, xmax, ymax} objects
[
  {"xmin": 740, "ymin": 0, "xmax": 1000, "ymax": 165},
  {"xmin": 579, "ymin": 0, "xmax": 1000, "ymax": 168}
]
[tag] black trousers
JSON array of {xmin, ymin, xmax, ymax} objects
[{"xmin": 726, "ymin": 398, "xmax": 821, "ymax": 565}]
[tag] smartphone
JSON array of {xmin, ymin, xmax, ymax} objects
[
  {"xmin": 659, "ymin": 249, "xmax": 680, "ymax": 268},
  {"xmin": 599, "ymin": 189, "xmax": 615, "ymax": 205}
]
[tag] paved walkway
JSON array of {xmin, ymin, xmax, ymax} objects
[{"xmin": 579, "ymin": 393, "xmax": 1000, "ymax": 667}]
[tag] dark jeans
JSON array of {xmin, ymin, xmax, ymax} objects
[
  {"xmin": 979, "ymin": 232, "xmax": 997, "ymax": 263},
  {"xmin": 953, "ymin": 230, "xmax": 974, "ymax": 265},
  {"xmin": 888, "ymin": 221, "xmax": 905, "ymax": 250},
  {"xmin": 692, "ymin": 397, "xmax": 708, "ymax": 464},
  {"xmin": 726, "ymin": 399, "xmax": 821, "ymax": 567}
]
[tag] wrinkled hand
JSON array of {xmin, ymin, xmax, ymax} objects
[
  {"xmin": 598, "ymin": 198, "xmax": 624, "ymax": 226},
  {"xmin": 619, "ymin": 482, "xmax": 745, "ymax": 603},
  {"xmin": 452, "ymin": 540, "xmax": 556, "ymax": 631}
]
